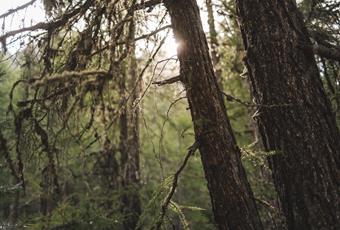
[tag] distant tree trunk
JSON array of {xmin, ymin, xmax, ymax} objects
[
  {"xmin": 40, "ymin": 163, "xmax": 59, "ymax": 216},
  {"xmin": 205, "ymin": 0, "xmax": 222, "ymax": 84},
  {"xmin": 321, "ymin": 58, "xmax": 340, "ymax": 123},
  {"xmin": 119, "ymin": 20, "xmax": 142, "ymax": 230},
  {"xmin": 164, "ymin": 1, "xmax": 263, "ymax": 229},
  {"xmin": 0, "ymin": 131, "xmax": 20, "ymax": 224},
  {"xmin": 235, "ymin": 0, "xmax": 340, "ymax": 229}
]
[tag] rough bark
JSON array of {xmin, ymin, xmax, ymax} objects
[
  {"xmin": 164, "ymin": 1, "xmax": 263, "ymax": 229},
  {"xmin": 235, "ymin": 0, "xmax": 340, "ymax": 229}
]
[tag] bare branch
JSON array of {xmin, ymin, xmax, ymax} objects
[
  {"xmin": 152, "ymin": 75, "xmax": 181, "ymax": 86},
  {"xmin": 91, "ymin": 25, "xmax": 171, "ymax": 56},
  {"xmin": 132, "ymin": 25, "xmax": 171, "ymax": 43},
  {"xmin": 134, "ymin": 0, "xmax": 163, "ymax": 11},
  {"xmin": 313, "ymin": 44, "xmax": 340, "ymax": 62},
  {"xmin": 0, "ymin": 0, "xmax": 37, "ymax": 19},
  {"xmin": 33, "ymin": 69, "xmax": 109, "ymax": 87},
  {"xmin": 0, "ymin": 0, "xmax": 92, "ymax": 42}
]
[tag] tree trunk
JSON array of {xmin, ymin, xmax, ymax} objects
[
  {"xmin": 235, "ymin": 0, "xmax": 340, "ymax": 229},
  {"xmin": 119, "ymin": 19, "xmax": 142, "ymax": 230},
  {"xmin": 205, "ymin": 0, "xmax": 222, "ymax": 84},
  {"xmin": 164, "ymin": 1, "xmax": 263, "ymax": 229}
]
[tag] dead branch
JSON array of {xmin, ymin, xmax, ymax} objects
[
  {"xmin": 313, "ymin": 44, "xmax": 340, "ymax": 62},
  {"xmin": 0, "ymin": 0, "xmax": 37, "ymax": 19},
  {"xmin": 152, "ymin": 75, "xmax": 181, "ymax": 86},
  {"xmin": 33, "ymin": 69, "xmax": 109, "ymax": 87},
  {"xmin": 0, "ymin": 0, "xmax": 92, "ymax": 42},
  {"xmin": 132, "ymin": 25, "xmax": 172, "ymax": 43},
  {"xmin": 134, "ymin": 0, "xmax": 163, "ymax": 11},
  {"xmin": 91, "ymin": 25, "xmax": 171, "ymax": 57}
]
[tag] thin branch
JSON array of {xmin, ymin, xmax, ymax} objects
[
  {"xmin": 17, "ymin": 86, "xmax": 72, "ymax": 107},
  {"xmin": 154, "ymin": 142, "xmax": 199, "ymax": 230},
  {"xmin": 0, "ymin": 0, "xmax": 37, "ymax": 19},
  {"xmin": 153, "ymin": 75, "xmax": 181, "ymax": 86},
  {"xmin": 91, "ymin": 25, "xmax": 171, "ymax": 57},
  {"xmin": 254, "ymin": 197, "xmax": 276, "ymax": 211},
  {"xmin": 32, "ymin": 69, "xmax": 109, "ymax": 86},
  {"xmin": 134, "ymin": 0, "xmax": 163, "ymax": 11},
  {"xmin": 313, "ymin": 44, "xmax": 340, "ymax": 62},
  {"xmin": 0, "ymin": 0, "xmax": 91, "ymax": 42},
  {"xmin": 221, "ymin": 91, "xmax": 252, "ymax": 107},
  {"xmin": 132, "ymin": 25, "xmax": 171, "ymax": 43},
  {"xmin": 221, "ymin": 91, "xmax": 297, "ymax": 108}
]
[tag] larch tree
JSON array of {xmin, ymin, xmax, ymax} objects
[
  {"xmin": 162, "ymin": 0, "xmax": 263, "ymax": 229},
  {"xmin": 235, "ymin": 0, "xmax": 340, "ymax": 229}
]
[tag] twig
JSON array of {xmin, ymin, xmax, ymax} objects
[{"xmin": 254, "ymin": 197, "xmax": 276, "ymax": 211}]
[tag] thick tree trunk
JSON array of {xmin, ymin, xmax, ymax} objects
[
  {"xmin": 235, "ymin": 0, "xmax": 340, "ymax": 229},
  {"xmin": 164, "ymin": 1, "xmax": 263, "ymax": 229}
]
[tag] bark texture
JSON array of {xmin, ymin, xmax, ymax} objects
[
  {"xmin": 164, "ymin": 1, "xmax": 263, "ymax": 229},
  {"xmin": 235, "ymin": 0, "xmax": 340, "ymax": 229}
]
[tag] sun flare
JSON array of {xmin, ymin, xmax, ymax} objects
[{"xmin": 163, "ymin": 36, "xmax": 179, "ymax": 56}]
